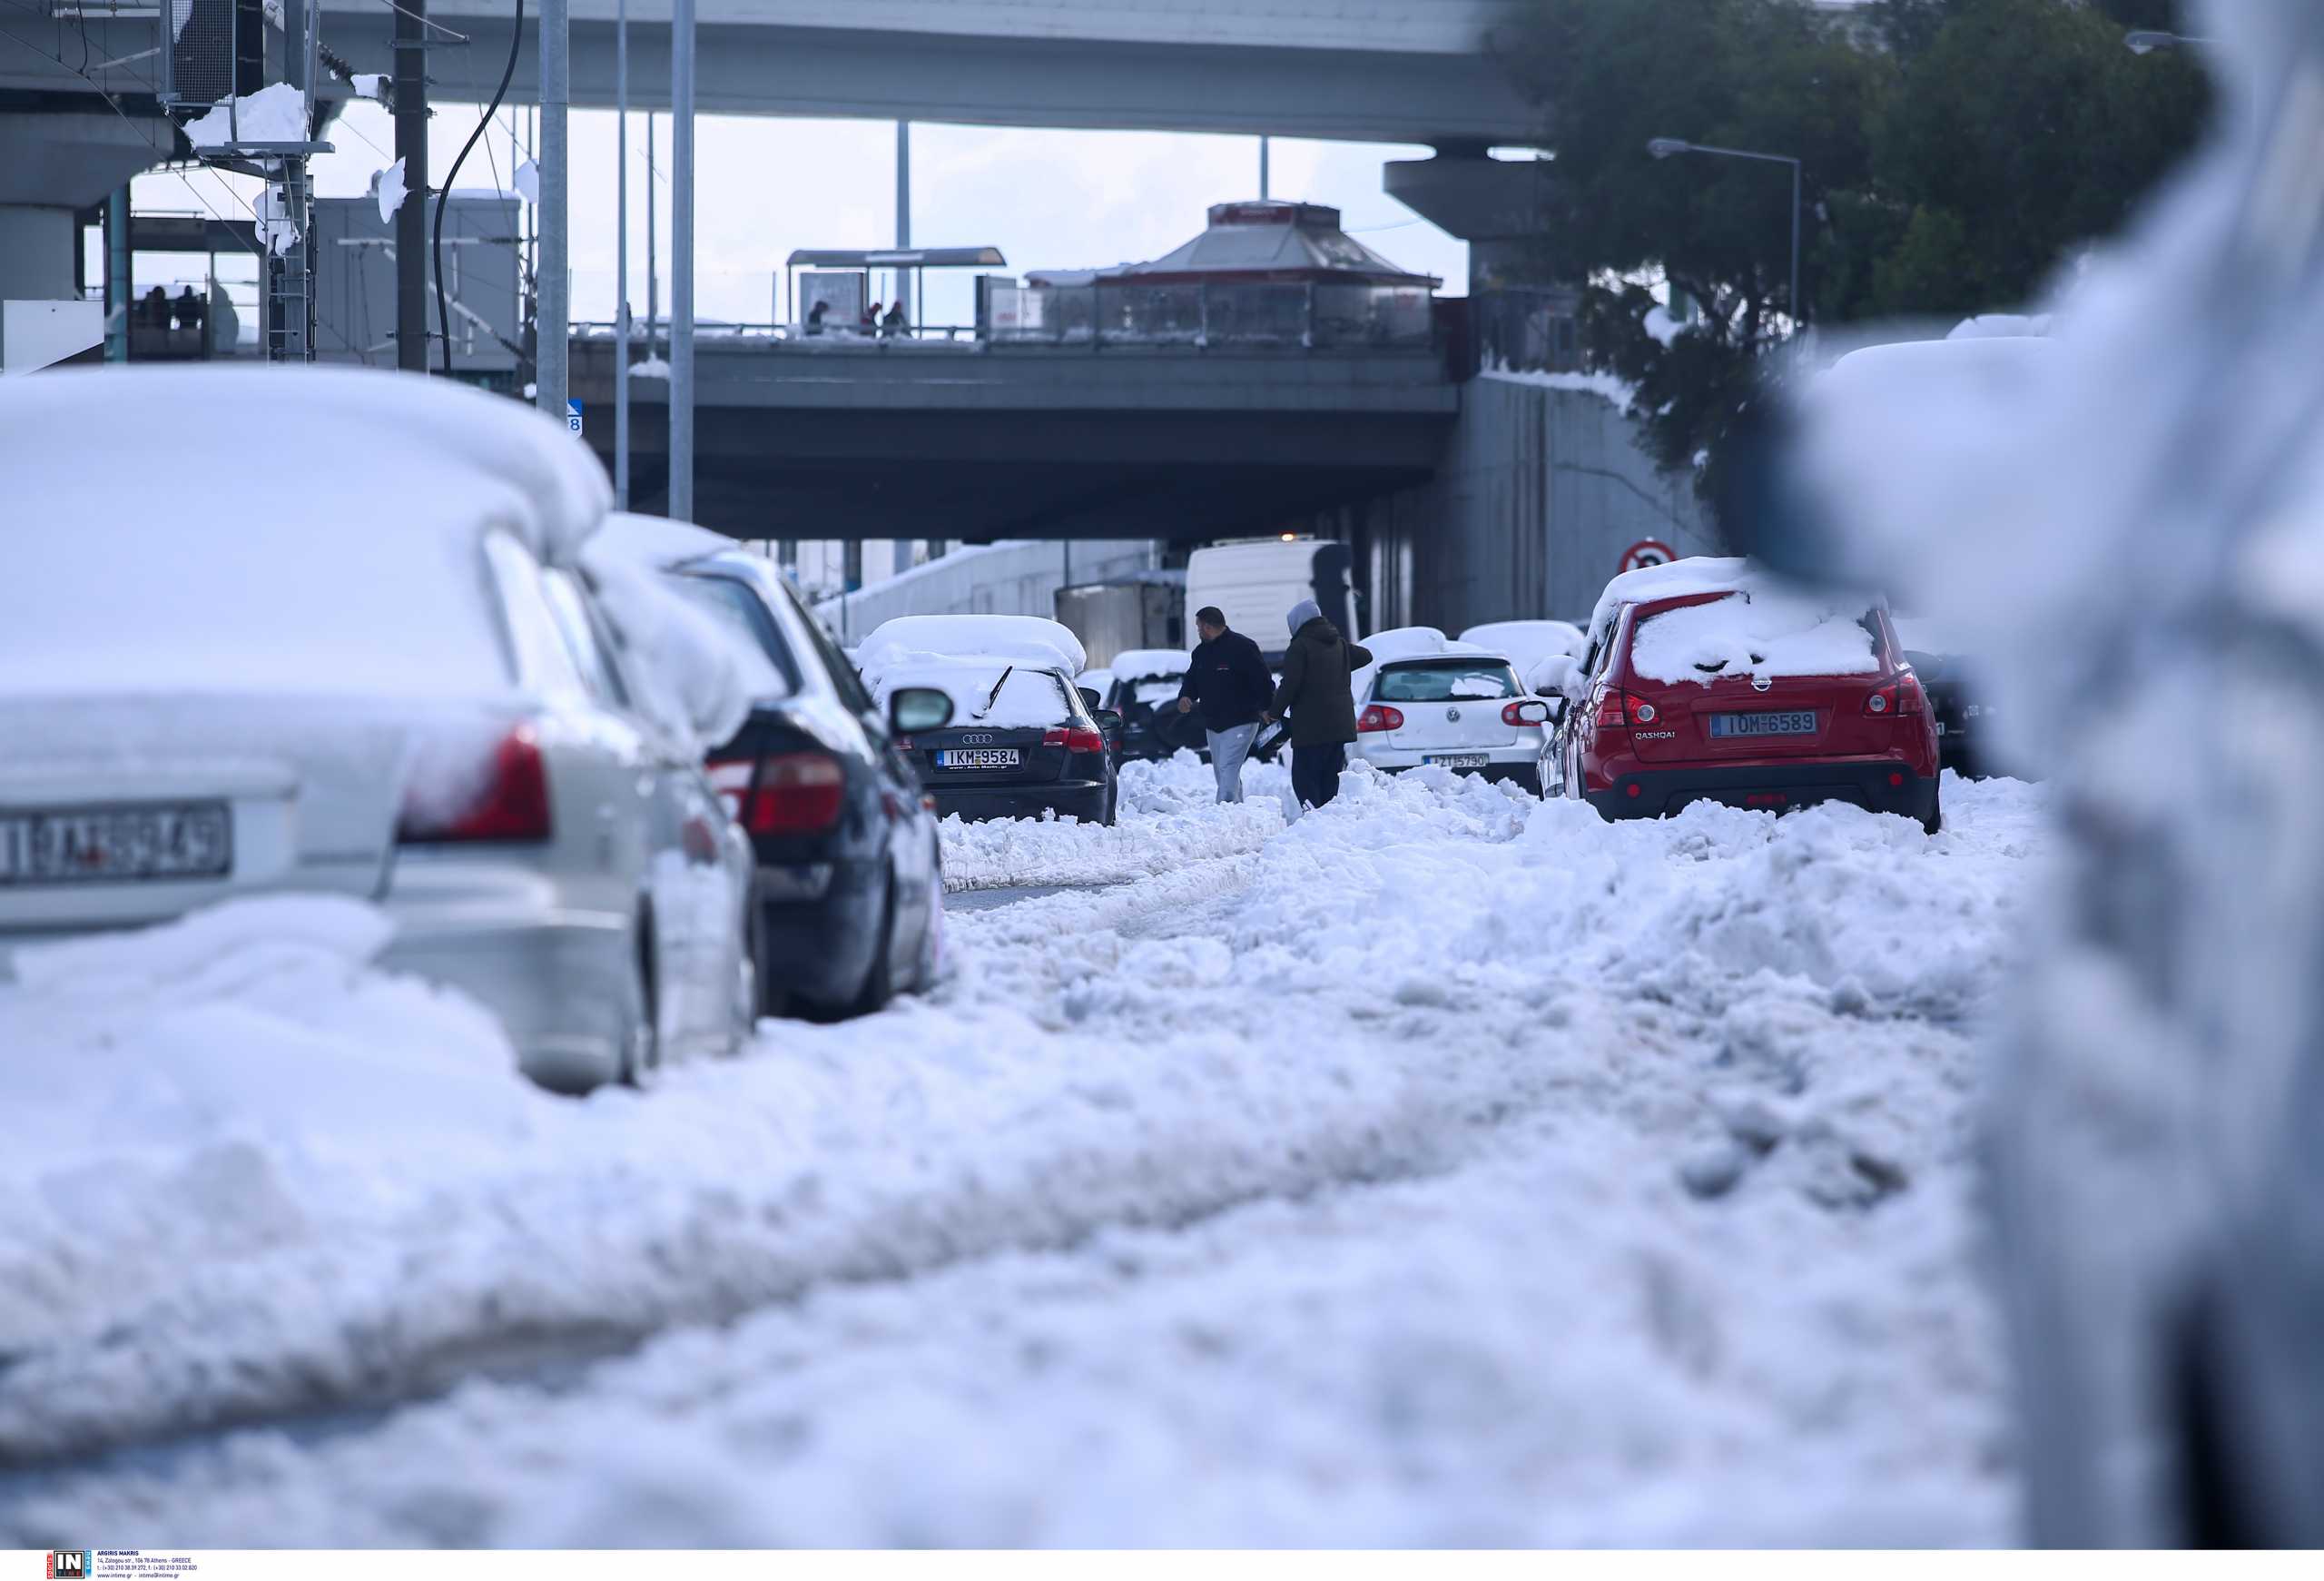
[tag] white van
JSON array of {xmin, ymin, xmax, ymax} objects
[{"xmin": 1184, "ymin": 538, "xmax": 1358, "ymax": 663}]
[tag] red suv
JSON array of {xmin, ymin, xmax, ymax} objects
[{"xmin": 1553, "ymin": 576, "xmax": 1942, "ymax": 833}]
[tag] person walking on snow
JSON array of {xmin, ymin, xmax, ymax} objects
[
  {"xmin": 1269, "ymin": 598, "xmax": 1372, "ymax": 809},
  {"xmin": 1175, "ymin": 604, "xmax": 1274, "ymax": 803}
]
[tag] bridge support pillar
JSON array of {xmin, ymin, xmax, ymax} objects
[{"xmin": 0, "ymin": 112, "xmax": 157, "ymax": 306}]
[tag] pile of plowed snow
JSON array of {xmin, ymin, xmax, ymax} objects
[{"xmin": 3, "ymin": 761, "xmax": 2045, "ymax": 1546}]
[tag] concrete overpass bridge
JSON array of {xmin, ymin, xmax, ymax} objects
[{"xmin": 574, "ymin": 333, "xmax": 1459, "ymax": 540}]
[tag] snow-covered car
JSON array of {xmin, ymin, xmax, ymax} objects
[
  {"xmin": 1348, "ymin": 627, "xmax": 1554, "ymax": 794},
  {"xmin": 858, "ymin": 616, "xmax": 1119, "ymax": 824},
  {"xmin": 1459, "ymin": 620, "xmax": 1587, "ymax": 697},
  {"xmin": 1891, "ymin": 618, "xmax": 2000, "ymax": 780},
  {"xmin": 600, "ymin": 517, "xmax": 952, "ymax": 1020},
  {"xmin": 0, "ymin": 367, "xmax": 757, "ymax": 1093},
  {"xmin": 1084, "ymin": 647, "xmax": 1198, "ymax": 761},
  {"xmin": 1551, "ymin": 558, "xmax": 1940, "ymax": 833}
]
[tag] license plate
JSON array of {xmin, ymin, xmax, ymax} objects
[
  {"xmin": 0, "ymin": 801, "xmax": 233, "ymax": 886},
  {"xmin": 1423, "ymin": 754, "xmax": 1490, "ymax": 770},
  {"xmin": 1709, "ymin": 711, "xmax": 1818, "ymax": 738},
  {"xmin": 936, "ymin": 748, "xmax": 1020, "ymax": 769}
]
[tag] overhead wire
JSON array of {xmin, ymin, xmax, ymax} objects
[{"xmin": 434, "ymin": 0, "xmax": 520, "ymax": 373}]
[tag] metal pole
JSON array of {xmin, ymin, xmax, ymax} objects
[
  {"xmin": 614, "ymin": 0, "xmax": 629, "ymax": 505},
  {"xmin": 645, "ymin": 114, "xmax": 657, "ymax": 349},
  {"xmin": 670, "ymin": 0, "xmax": 695, "ymax": 519},
  {"xmin": 895, "ymin": 119, "xmax": 911, "ymax": 326},
  {"xmin": 393, "ymin": 0, "xmax": 428, "ymax": 371},
  {"xmin": 1260, "ymin": 134, "xmax": 1270, "ymax": 199},
  {"xmin": 104, "ymin": 184, "xmax": 129, "ymax": 362},
  {"xmin": 537, "ymin": 0, "xmax": 569, "ymax": 416}
]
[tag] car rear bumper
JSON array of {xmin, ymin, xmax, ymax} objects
[
  {"xmin": 1353, "ymin": 741, "xmax": 1542, "ymax": 771},
  {"xmin": 378, "ymin": 874, "xmax": 635, "ymax": 1093},
  {"xmin": 755, "ymin": 855, "xmax": 883, "ymax": 1009},
  {"xmin": 929, "ymin": 780, "xmax": 1110, "ymax": 824},
  {"xmin": 1585, "ymin": 761, "xmax": 1938, "ymax": 825}
]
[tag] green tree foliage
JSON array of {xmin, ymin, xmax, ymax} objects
[{"xmin": 1493, "ymin": 0, "xmax": 2211, "ymax": 482}]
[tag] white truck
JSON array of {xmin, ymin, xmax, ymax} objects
[{"xmin": 1183, "ymin": 538, "xmax": 1359, "ymax": 662}]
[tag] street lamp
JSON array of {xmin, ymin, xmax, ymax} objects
[{"xmin": 1646, "ymin": 137, "xmax": 1804, "ymax": 339}]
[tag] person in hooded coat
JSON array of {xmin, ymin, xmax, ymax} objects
[{"xmin": 1269, "ymin": 597, "xmax": 1373, "ymax": 808}]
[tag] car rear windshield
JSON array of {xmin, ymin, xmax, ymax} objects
[
  {"xmin": 666, "ymin": 571, "xmax": 802, "ymax": 698},
  {"xmin": 1629, "ymin": 594, "xmax": 1885, "ymax": 683},
  {"xmin": 899, "ymin": 666, "xmax": 1075, "ymax": 728},
  {"xmin": 1375, "ymin": 659, "xmax": 1521, "ymax": 702}
]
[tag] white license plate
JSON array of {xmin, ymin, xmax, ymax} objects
[
  {"xmin": 1709, "ymin": 711, "xmax": 1818, "ymax": 738},
  {"xmin": 0, "ymin": 801, "xmax": 233, "ymax": 885},
  {"xmin": 1424, "ymin": 754, "xmax": 1490, "ymax": 770},
  {"xmin": 936, "ymin": 748, "xmax": 1020, "ymax": 769}
]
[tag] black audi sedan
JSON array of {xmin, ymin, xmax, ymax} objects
[
  {"xmin": 879, "ymin": 658, "xmax": 1122, "ymax": 825},
  {"xmin": 651, "ymin": 542, "xmax": 955, "ymax": 1020}
]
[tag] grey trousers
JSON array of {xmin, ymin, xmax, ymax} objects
[{"xmin": 1206, "ymin": 721, "xmax": 1260, "ymax": 804}]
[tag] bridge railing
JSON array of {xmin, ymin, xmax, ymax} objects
[{"xmin": 983, "ymin": 282, "xmax": 1435, "ymax": 350}]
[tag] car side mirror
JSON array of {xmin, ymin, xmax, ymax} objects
[
  {"xmin": 889, "ymin": 686, "xmax": 953, "ymax": 734},
  {"xmin": 1094, "ymin": 708, "xmax": 1124, "ymax": 736},
  {"xmin": 1511, "ymin": 698, "xmax": 1551, "ymax": 726},
  {"xmin": 1078, "ymin": 686, "xmax": 1103, "ymax": 712},
  {"xmin": 1528, "ymin": 655, "xmax": 1577, "ymax": 698}
]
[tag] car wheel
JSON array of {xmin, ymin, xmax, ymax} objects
[
  {"xmin": 1923, "ymin": 780, "xmax": 1945, "ymax": 836},
  {"xmin": 852, "ymin": 879, "xmax": 898, "ymax": 1016},
  {"xmin": 912, "ymin": 865, "xmax": 945, "ymax": 992},
  {"xmin": 620, "ymin": 908, "xmax": 661, "ymax": 1089}
]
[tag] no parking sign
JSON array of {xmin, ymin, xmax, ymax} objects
[{"xmin": 1619, "ymin": 539, "xmax": 1676, "ymax": 575}]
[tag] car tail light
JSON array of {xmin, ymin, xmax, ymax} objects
[
  {"xmin": 1592, "ymin": 691, "xmax": 1655, "ymax": 730},
  {"xmin": 710, "ymin": 750, "xmax": 846, "ymax": 835},
  {"xmin": 399, "ymin": 726, "xmax": 551, "ymax": 844},
  {"xmin": 1042, "ymin": 725, "xmax": 1108, "ymax": 755},
  {"xmin": 1866, "ymin": 674, "xmax": 1927, "ymax": 716},
  {"xmin": 1357, "ymin": 704, "xmax": 1404, "ymax": 733}
]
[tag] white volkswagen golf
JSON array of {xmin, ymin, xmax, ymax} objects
[{"xmin": 1346, "ymin": 627, "xmax": 1553, "ymax": 794}]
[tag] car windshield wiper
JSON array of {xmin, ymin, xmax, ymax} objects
[{"xmin": 974, "ymin": 665, "xmax": 1013, "ymax": 719}]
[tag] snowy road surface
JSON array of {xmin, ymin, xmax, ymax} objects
[{"xmin": 0, "ymin": 756, "xmax": 2044, "ymax": 1545}]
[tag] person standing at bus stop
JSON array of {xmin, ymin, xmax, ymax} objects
[
  {"xmin": 1269, "ymin": 598, "xmax": 1373, "ymax": 810},
  {"xmin": 1175, "ymin": 605, "xmax": 1273, "ymax": 804}
]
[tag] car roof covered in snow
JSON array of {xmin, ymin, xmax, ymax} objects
[
  {"xmin": 587, "ymin": 511, "xmax": 743, "ymax": 570},
  {"xmin": 1352, "ymin": 626, "xmax": 1503, "ymax": 700},
  {"xmin": 8, "ymin": 364, "xmax": 611, "ymax": 568},
  {"xmin": 1585, "ymin": 558, "xmax": 1763, "ymax": 638},
  {"xmin": 2, "ymin": 366, "xmax": 611, "ymax": 701},
  {"xmin": 856, "ymin": 614, "xmax": 1088, "ymax": 677},
  {"xmin": 1108, "ymin": 647, "xmax": 1190, "ymax": 681},
  {"xmin": 1457, "ymin": 620, "xmax": 1586, "ymax": 666}
]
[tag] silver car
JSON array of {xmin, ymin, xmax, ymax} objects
[{"xmin": 0, "ymin": 366, "xmax": 754, "ymax": 1092}]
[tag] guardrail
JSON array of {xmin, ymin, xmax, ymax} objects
[{"xmin": 984, "ymin": 282, "xmax": 1434, "ymax": 350}]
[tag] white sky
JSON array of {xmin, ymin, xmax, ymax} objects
[{"xmin": 128, "ymin": 105, "xmax": 1469, "ymax": 328}]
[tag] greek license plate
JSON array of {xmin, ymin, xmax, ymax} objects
[
  {"xmin": 1709, "ymin": 711, "xmax": 1817, "ymax": 738},
  {"xmin": 936, "ymin": 748, "xmax": 1019, "ymax": 769},
  {"xmin": 0, "ymin": 801, "xmax": 232, "ymax": 885},
  {"xmin": 1424, "ymin": 754, "xmax": 1490, "ymax": 770}
]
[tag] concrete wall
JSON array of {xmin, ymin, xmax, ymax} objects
[{"xmin": 1354, "ymin": 371, "xmax": 1719, "ymax": 631}]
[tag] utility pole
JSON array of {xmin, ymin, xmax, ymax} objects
[
  {"xmin": 392, "ymin": 0, "xmax": 428, "ymax": 371},
  {"xmin": 670, "ymin": 0, "xmax": 695, "ymax": 519},
  {"xmin": 537, "ymin": 0, "xmax": 569, "ymax": 416},
  {"xmin": 895, "ymin": 119, "xmax": 911, "ymax": 325},
  {"xmin": 613, "ymin": 0, "xmax": 629, "ymax": 504},
  {"xmin": 645, "ymin": 114, "xmax": 658, "ymax": 350},
  {"xmin": 1259, "ymin": 134, "xmax": 1270, "ymax": 200}
]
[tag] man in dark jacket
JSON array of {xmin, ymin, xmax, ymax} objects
[
  {"xmin": 1271, "ymin": 598, "xmax": 1374, "ymax": 808},
  {"xmin": 1175, "ymin": 605, "xmax": 1274, "ymax": 803}
]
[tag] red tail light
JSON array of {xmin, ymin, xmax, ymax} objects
[
  {"xmin": 399, "ymin": 726, "xmax": 552, "ymax": 844},
  {"xmin": 1357, "ymin": 704, "xmax": 1403, "ymax": 733},
  {"xmin": 1042, "ymin": 725, "xmax": 1108, "ymax": 755},
  {"xmin": 709, "ymin": 750, "xmax": 846, "ymax": 835},
  {"xmin": 1592, "ymin": 691, "xmax": 1655, "ymax": 730},
  {"xmin": 1865, "ymin": 674, "xmax": 1927, "ymax": 716}
]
